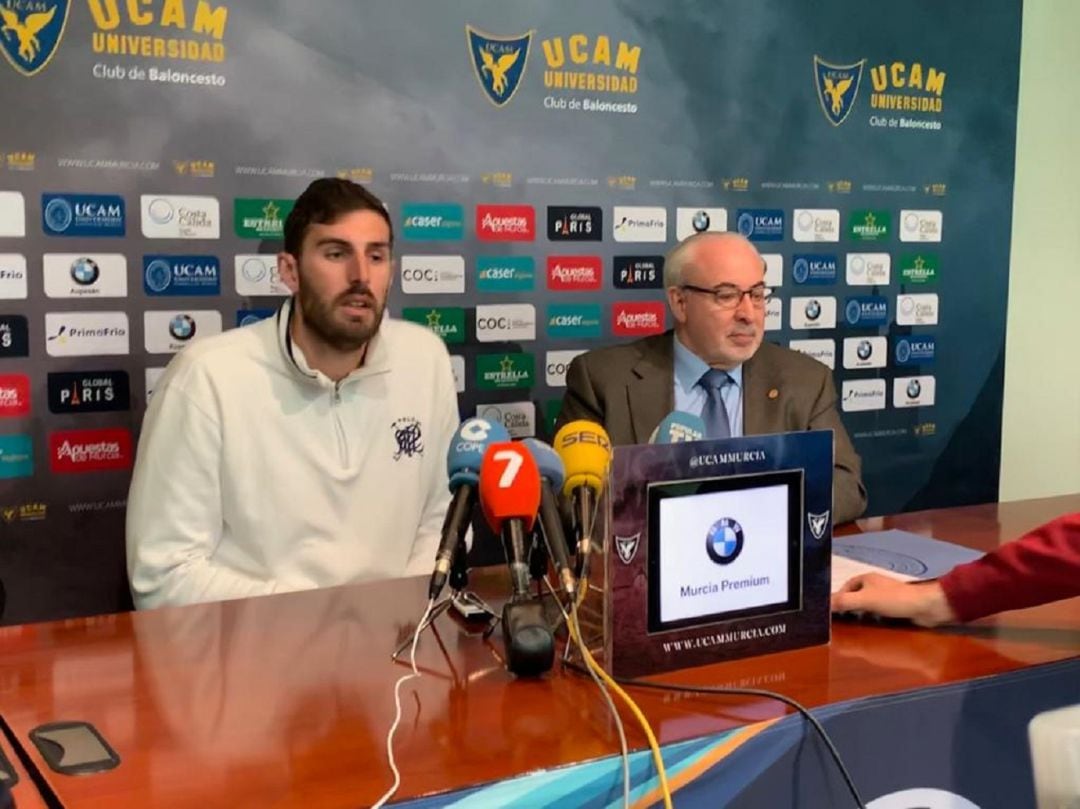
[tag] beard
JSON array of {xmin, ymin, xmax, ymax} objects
[{"xmin": 296, "ymin": 276, "xmax": 385, "ymax": 352}]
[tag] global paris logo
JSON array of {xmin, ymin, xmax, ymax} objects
[
  {"xmin": 467, "ymin": 25, "xmax": 533, "ymax": 107},
  {"xmin": 0, "ymin": 0, "xmax": 70, "ymax": 77}
]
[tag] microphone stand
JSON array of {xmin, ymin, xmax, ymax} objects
[{"xmin": 391, "ymin": 536, "xmax": 500, "ymax": 661}]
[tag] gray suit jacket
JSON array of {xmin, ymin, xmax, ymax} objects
[{"xmin": 557, "ymin": 332, "xmax": 868, "ymax": 523}]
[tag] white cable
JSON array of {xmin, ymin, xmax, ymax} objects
[
  {"xmin": 546, "ymin": 575, "xmax": 630, "ymax": 809},
  {"xmin": 372, "ymin": 598, "xmax": 435, "ymax": 809}
]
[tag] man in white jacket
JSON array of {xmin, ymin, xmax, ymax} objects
[{"xmin": 127, "ymin": 178, "xmax": 459, "ymax": 609}]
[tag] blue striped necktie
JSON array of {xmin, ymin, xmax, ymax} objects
[{"xmin": 699, "ymin": 368, "xmax": 732, "ymax": 439}]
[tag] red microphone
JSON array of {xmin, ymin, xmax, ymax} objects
[{"xmin": 479, "ymin": 442, "xmax": 541, "ymax": 600}]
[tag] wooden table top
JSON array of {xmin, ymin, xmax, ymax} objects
[{"xmin": 1, "ymin": 495, "xmax": 1077, "ymax": 808}]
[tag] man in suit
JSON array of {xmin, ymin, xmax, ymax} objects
[{"xmin": 558, "ymin": 231, "xmax": 867, "ymax": 524}]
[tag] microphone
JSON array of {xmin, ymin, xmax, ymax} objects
[
  {"xmin": 521, "ymin": 438, "xmax": 576, "ymax": 597},
  {"xmin": 429, "ymin": 417, "xmax": 511, "ymax": 601},
  {"xmin": 649, "ymin": 410, "xmax": 707, "ymax": 443},
  {"xmin": 553, "ymin": 420, "xmax": 612, "ymax": 582},
  {"xmin": 479, "ymin": 441, "xmax": 542, "ymax": 599},
  {"xmin": 478, "ymin": 442, "xmax": 553, "ymax": 677}
]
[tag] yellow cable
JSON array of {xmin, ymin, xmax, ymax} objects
[{"xmin": 568, "ymin": 602, "xmax": 674, "ymax": 809}]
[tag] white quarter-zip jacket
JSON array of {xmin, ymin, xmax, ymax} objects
[{"xmin": 127, "ymin": 299, "xmax": 458, "ymax": 609}]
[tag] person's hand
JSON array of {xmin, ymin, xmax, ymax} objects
[{"xmin": 831, "ymin": 574, "xmax": 956, "ymax": 627}]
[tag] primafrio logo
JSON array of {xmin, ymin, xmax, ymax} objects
[
  {"xmin": 792, "ymin": 209, "xmax": 840, "ymax": 242},
  {"xmin": 49, "ymin": 428, "xmax": 132, "ymax": 473},
  {"xmin": 47, "ymin": 370, "xmax": 129, "ymax": 414},
  {"xmin": 43, "ymin": 253, "xmax": 127, "ymax": 298},
  {"xmin": 144, "ymin": 310, "xmax": 222, "ymax": 353},
  {"xmin": 235, "ymin": 255, "xmax": 289, "ymax": 296},
  {"xmin": 476, "ymin": 204, "xmax": 535, "ymax": 241},
  {"xmin": 789, "ymin": 296, "xmax": 836, "ymax": 329},
  {"xmin": 813, "ymin": 55, "xmax": 866, "ymax": 126},
  {"xmin": 0, "ymin": 254, "xmax": 28, "ymax": 299},
  {"xmin": 846, "ymin": 253, "xmax": 890, "ymax": 286},
  {"xmin": 764, "ymin": 296, "xmax": 782, "ymax": 332},
  {"xmin": 547, "ymin": 206, "xmax": 601, "ymax": 241},
  {"xmin": 466, "ymin": 26, "xmax": 533, "ymax": 108},
  {"xmin": 0, "ymin": 0, "xmax": 70, "ymax": 77},
  {"xmin": 45, "ymin": 311, "xmax": 129, "ymax": 356},
  {"xmin": 42, "ymin": 193, "xmax": 125, "ymax": 237},
  {"xmin": 546, "ymin": 255, "xmax": 601, "ymax": 291},
  {"xmin": 140, "ymin": 195, "xmax": 220, "ymax": 239},
  {"xmin": 735, "ymin": 209, "xmax": 784, "ymax": 242},
  {"xmin": 899, "ymin": 209, "xmax": 942, "ymax": 242},
  {"xmin": 675, "ymin": 207, "xmax": 727, "ymax": 241},
  {"xmin": 842, "ymin": 336, "xmax": 887, "ymax": 369},
  {"xmin": 477, "ymin": 401, "xmax": 535, "ymax": 438},
  {"xmin": 841, "ymin": 379, "xmax": 886, "ymax": 412},
  {"xmin": 475, "ymin": 303, "xmax": 536, "ymax": 342},
  {"xmin": 143, "ymin": 255, "xmax": 220, "ymax": 296},
  {"xmin": 789, "ymin": 339, "xmax": 835, "ymax": 369},
  {"xmin": 0, "ymin": 192, "xmax": 26, "ymax": 236},
  {"xmin": 400, "ymin": 255, "xmax": 466, "ymax": 294},
  {"xmin": 613, "ymin": 206, "xmax": 666, "ymax": 243},
  {"xmin": 762, "ymin": 254, "xmax": 783, "ymax": 288}
]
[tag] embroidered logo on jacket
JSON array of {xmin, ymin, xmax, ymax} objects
[{"xmin": 392, "ymin": 418, "xmax": 424, "ymax": 460}]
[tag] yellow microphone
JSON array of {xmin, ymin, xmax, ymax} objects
[{"xmin": 553, "ymin": 420, "xmax": 612, "ymax": 582}]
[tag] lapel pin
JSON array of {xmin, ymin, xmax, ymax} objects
[{"xmin": 768, "ymin": 388, "xmax": 779, "ymax": 399}]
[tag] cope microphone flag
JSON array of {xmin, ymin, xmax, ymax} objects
[{"xmin": 428, "ymin": 417, "xmax": 510, "ymax": 601}]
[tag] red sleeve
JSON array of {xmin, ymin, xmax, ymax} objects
[{"xmin": 938, "ymin": 513, "xmax": 1080, "ymax": 622}]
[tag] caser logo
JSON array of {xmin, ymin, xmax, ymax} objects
[
  {"xmin": 49, "ymin": 428, "xmax": 133, "ymax": 473},
  {"xmin": 546, "ymin": 255, "xmax": 601, "ymax": 291},
  {"xmin": 400, "ymin": 255, "xmax": 466, "ymax": 294},
  {"xmin": 841, "ymin": 379, "xmax": 886, "ymax": 412},
  {"xmin": 475, "ymin": 303, "xmax": 536, "ymax": 342},
  {"xmin": 612, "ymin": 302, "xmax": 665, "ymax": 336},
  {"xmin": 476, "ymin": 204, "xmax": 535, "ymax": 241}
]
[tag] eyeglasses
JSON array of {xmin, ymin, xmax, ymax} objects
[{"xmin": 680, "ymin": 283, "xmax": 772, "ymax": 309}]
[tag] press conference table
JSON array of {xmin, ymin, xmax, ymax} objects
[{"xmin": 1, "ymin": 496, "xmax": 1078, "ymax": 808}]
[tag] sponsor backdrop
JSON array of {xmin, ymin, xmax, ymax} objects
[{"xmin": 0, "ymin": 1, "xmax": 1021, "ymax": 622}]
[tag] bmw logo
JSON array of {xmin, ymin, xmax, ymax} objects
[
  {"xmin": 907, "ymin": 379, "xmax": 922, "ymax": 399},
  {"xmin": 145, "ymin": 259, "xmax": 173, "ymax": 293},
  {"xmin": 736, "ymin": 212, "xmax": 754, "ymax": 237},
  {"xmin": 792, "ymin": 258, "xmax": 809, "ymax": 284},
  {"xmin": 169, "ymin": 314, "xmax": 196, "ymax": 341},
  {"xmin": 805, "ymin": 299, "xmax": 822, "ymax": 321},
  {"xmin": 692, "ymin": 210, "xmax": 710, "ymax": 233},
  {"xmin": 896, "ymin": 339, "xmax": 911, "ymax": 363},
  {"xmin": 70, "ymin": 257, "xmax": 100, "ymax": 286},
  {"xmin": 148, "ymin": 198, "xmax": 175, "ymax": 225},
  {"xmin": 45, "ymin": 199, "xmax": 74, "ymax": 232},
  {"xmin": 845, "ymin": 300, "xmax": 862, "ymax": 325},
  {"xmin": 857, "ymin": 340, "xmax": 873, "ymax": 360},
  {"xmin": 706, "ymin": 517, "xmax": 744, "ymax": 565}
]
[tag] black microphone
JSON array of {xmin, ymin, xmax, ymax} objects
[
  {"xmin": 428, "ymin": 417, "xmax": 510, "ymax": 601},
  {"xmin": 522, "ymin": 439, "xmax": 576, "ymax": 598}
]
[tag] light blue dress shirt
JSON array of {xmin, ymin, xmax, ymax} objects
[{"xmin": 672, "ymin": 335, "xmax": 744, "ymax": 437}]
